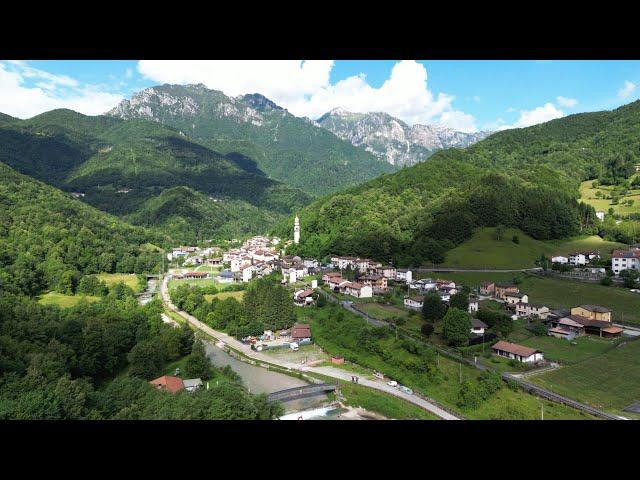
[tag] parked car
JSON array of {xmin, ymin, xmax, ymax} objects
[
  {"xmin": 290, "ymin": 342, "xmax": 299, "ymax": 351},
  {"xmin": 374, "ymin": 371, "xmax": 384, "ymax": 380},
  {"xmin": 399, "ymin": 385, "xmax": 413, "ymax": 395},
  {"xmin": 387, "ymin": 380, "xmax": 398, "ymax": 387}
]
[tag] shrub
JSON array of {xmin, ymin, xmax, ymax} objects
[{"xmin": 420, "ymin": 323, "xmax": 434, "ymax": 337}]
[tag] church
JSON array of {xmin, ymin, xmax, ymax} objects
[{"xmin": 294, "ymin": 215, "xmax": 300, "ymax": 244}]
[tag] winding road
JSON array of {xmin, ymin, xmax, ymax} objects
[{"xmin": 160, "ymin": 273, "xmax": 461, "ymax": 420}]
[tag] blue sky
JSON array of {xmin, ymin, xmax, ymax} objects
[{"xmin": 1, "ymin": 60, "xmax": 639, "ymax": 132}]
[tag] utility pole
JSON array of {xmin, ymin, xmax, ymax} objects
[{"xmin": 541, "ymin": 403, "xmax": 544, "ymax": 421}]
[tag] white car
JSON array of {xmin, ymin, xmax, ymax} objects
[
  {"xmin": 387, "ymin": 380, "xmax": 398, "ymax": 388},
  {"xmin": 399, "ymin": 386, "xmax": 413, "ymax": 395}
]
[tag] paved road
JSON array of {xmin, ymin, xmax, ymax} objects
[
  {"xmin": 304, "ymin": 365, "xmax": 460, "ymax": 420},
  {"xmin": 160, "ymin": 274, "xmax": 460, "ymax": 420}
]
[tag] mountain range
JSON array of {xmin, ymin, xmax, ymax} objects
[
  {"xmin": 278, "ymin": 99, "xmax": 640, "ymax": 265},
  {"xmin": 107, "ymin": 84, "xmax": 396, "ymax": 196},
  {"xmin": 316, "ymin": 108, "xmax": 490, "ymax": 166},
  {"xmin": 0, "ymin": 108, "xmax": 308, "ymax": 243}
]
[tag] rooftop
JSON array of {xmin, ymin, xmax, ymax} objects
[{"xmin": 492, "ymin": 340, "xmax": 541, "ymax": 358}]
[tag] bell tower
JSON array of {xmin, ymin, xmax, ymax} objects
[{"xmin": 294, "ymin": 215, "xmax": 300, "ymax": 244}]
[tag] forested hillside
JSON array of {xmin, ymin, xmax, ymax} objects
[
  {"xmin": 0, "ymin": 109, "xmax": 311, "ymax": 241},
  {"xmin": 108, "ymin": 84, "xmax": 396, "ymax": 196},
  {"xmin": 0, "ymin": 162, "xmax": 164, "ymax": 296},
  {"xmin": 278, "ymin": 100, "xmax": 640, "ymax": 265}
]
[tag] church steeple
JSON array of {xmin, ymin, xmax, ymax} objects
[{"xmin": 294, "ymin": 215, "xmax": 300, "ymax": 244}]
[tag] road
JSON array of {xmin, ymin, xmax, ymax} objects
[{"xmin": 160, "ymin": 273, "xmax": 461, "ymax": 420}]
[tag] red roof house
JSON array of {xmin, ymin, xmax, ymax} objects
[{"xmin": 149, "ymin": 375, "xmax": 185, "ymax": 394}]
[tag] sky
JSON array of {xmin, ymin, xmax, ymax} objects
[{"xmin": 1, "ymin": 60, "xmax": 639, "ymax": 133}]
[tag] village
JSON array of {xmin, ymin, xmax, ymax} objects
[{"xmin": 157, "ymin": 213, "xmax": 640, "ymax": 419}]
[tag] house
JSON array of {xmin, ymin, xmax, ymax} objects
[
  {"xmin": 230, "ymin": 258, "xmax": 243, "ymax": 272},
  {"xmin": 505, "ymin": 292, "xmax": 528, "ymax": 305},
  {"xmin": 611, "ymin": 247, "xmax": 640, "ymax": 275},
  {"xmin": 303, "ymin": 258, "xmax": 319, "ymax": 269},
  {"xmin": 360, "ymin": 274, "xmax": 388, "ymax": 290},
  {"xmin": 571, "ymin": 305, "xmax": 612, "ymax": 323},
  {"xmin": 404, "ymin": 295, "xmax": 424, "ymax": 310},
  {"xmin": 183, "ymin": 271, "xmax": 209, "ymax": 279},
  {"xmin": 569, "ymin": 251, "xmax": 600, "ymax": 266},
  {"xmin": 491, "ymin": 341, "xmax": 544, "ymax": 364},
  {"xmin": 183, "ymin": 378, "xmax": 203, "ymax": 392},
  {"xmin": 206, "ymin": 257, "xmax": 222, "ymax": 266},
  {"xmin": 291, "ymin": 323, "xmax": 312, "ymax": 341},
  {"xmin": 596, "ymin": 210, "xmax": 605, "ymax": 222},
  {"xmin": 551, "ymin": 256, "xmax": 569, "ymax": 264},
  {"xmin": 342, "ymin": 282, "xmax": 373, "ymax": 298},
  {"xmin": 380, "ymin": 265, "xmax": 397, "ymax": 279},
  {"xmin": 494, "ymin": 283, "xmax": 519, "ymax": 300},
  {"xmin": 218, "ymin": 270, "xmax": 235, "ymax": 283},
  {"xmin": 480, "ymin": 282, "xmax": 495, "ymax": 296},
  {"xmin": 516, "ymin": 302, "xmax": 550, "ymax": 319},
  {"xmin": 331, "ymin": 256, "xmax": 358, "ymax": 270},
  {"xmin": 241, "ymin": 265, "xmax": 254, "ymax": 282},
  {"xmin": 396, "ymin": 269, "xmax": 413, "ymax": 283},
  {"xmin": 410, "ymin": 278, "xmax": 436, "ymax": 292},
  {"xmin": 548, "ymin": 327, "xmax": 577, "ymax": 340},
  {"xmin": 438, "ymin": 291, "xmax": 451, "ymax": 303},
  {"xmin": 468, "ymin": 296, "xmax": 479, "ymax": 313},
  {"xmin": 554, "ymin": 317, "xmax": 585, "ymax": 336},
  {"xmin": 324, "ymin": 274, "xmax": 349, "ymax": 291},
  {"xmin": 471, "ymin": 318, "xmax": 488, "ymax": 335},
  {"xmin": 294, "ymin": 289, "xmax": 315, "ymax": 306},
  {"xmin": 149, "ymin": 376, "xmax": 184, "ymax": 394},
  {"xmin": 551, "ymin": 306, "xmax": 622, "ymax": 337}
]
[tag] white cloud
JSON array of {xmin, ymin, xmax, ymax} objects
[
  {"xmin": 137, "ymin": 60, "xmax": 478, "ymax": 131},
  {"xmin": 497, "ymin": 102, "xmax": 565, "ymax": 131},
  {"xmin": 556, "ymin": 96, "xmax": 578, "ymax": 108},
  {"xmin": 618, "ymin": 80, "xmax": 636, "ymax": 99},
  {"xmin": 506, "ymin": 106, "xmax": 516, "ymax": 113},
  {"xmin": 439, "ymin": 110, "xmax": 478, "ymax": 133},
  {"xmin": 0, "ymin": 61, "xmax": 124, "ymax": 119}
]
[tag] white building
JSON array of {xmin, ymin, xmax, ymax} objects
[
  {"xmin": 611, "ymin": 248, "xmax": 640, "ymax": 275},
  {"xmin": 596, "ymin": 210, "xmax": 605, "ymax": 221},
  {"xmin": 551, "ymin": 256, "xmax": 568, "ymax": 264},
  {"xmin": 505, "ymin": 292, "xmax": 528, "ymax": 305},
  {"xmin": 468, "ymin": 297, "xmax": 479, "ymax": 313},
  {"xmin": 568, "ymin": 253, "xmax": 587, "ymax": 266},
  {"xmin": 396, "ymin": 269, "xmax": 413, "ymax": 283},
  {"xmin": 241, "ymin": 265, "xmax": 254, "ymax": 282},
  {"xmin": 404, "ymin": 295, "xmax": 424, "ymax": 310},
  {"xmin": 516, "ymin": 302, "xmax": 550, "ymax": 319},
  {"xmin": 492, "ymin": 341, "xmax": 544, "ymax": 364},
  {"xmin": 230, "ymin": 258, "xmax": 242, "ymax": 273},
  {"xmin": 342, "ymin": 283, "xmax": 373, "ymax": 298},
  {"xmin": 471, "ymin": 318, "xmax": 487, "ymax": 335}
]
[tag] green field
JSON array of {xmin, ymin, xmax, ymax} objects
[
  {"xmin": 96, "ymin": 273, "xmax": 143, "ymax": 292},
  {"xmin": 579, "ymin": 179, "xmax": 640, "ymax": 216},
  {"xmin": 519, "ymin": 335, "xmax": 619, "ymax": 364},
  {"xmin": 442, "ymin": 227, "xmax": 625, "ymax": 269},
  {"xmin": 532, "ymin": 338, "xmax": 640, "ymax": 415},
  {"xmin": 358, "ymin": 302, "xmax": 409, "ymax": 321},
  {"xmin": 419, "ymin": 270, "xmax": 640, "ymax": 325},
  {"xmin": 169, "ymin": 278, "xmax": 220, "ymax": 290},
  {"xmin": 518, "ymin": 274, "xmax": 640, "ymax": 325},
  {"xmin": 204, "ymin": 290, "xmax": 246, "ymax": 302},
  {"xmin": 38, "ymin": 291, "xmax": 100, "ymax": 308}
]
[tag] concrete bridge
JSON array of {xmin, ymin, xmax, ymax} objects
[{"xmin": 268, "ymin": 383, "xmax": 337, "ymax": 403}]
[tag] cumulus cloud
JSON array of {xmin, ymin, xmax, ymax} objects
[
  {"xmin": 0, "ymin": 61, "xmax": 124, "ymax": 119},
  {"xmin": 618, "ymin": 80, "xmax": 636, "ymax": 99},
  {"xmin": 556, "ymin": 96, "xmax": 578, "ymax": 108},
  {"xmin": 137, "ymin": 60, "xmax": 479, "ymax": 131},
  {"xmin": 497, "ymin": 102, "xmax": 565, "ymax": 131}
]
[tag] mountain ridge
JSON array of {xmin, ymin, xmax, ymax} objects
[{"xmin": 316, "ymin": 108, "xmax": 491, "ymax": 166}]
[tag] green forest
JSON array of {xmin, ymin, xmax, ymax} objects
[{"xmin": 279, "ymin": 99, "xmax": 640, "ymax": 265}]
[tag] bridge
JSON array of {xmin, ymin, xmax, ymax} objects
[{"xmin": 268, "ymin": 383, "xmax": 337, "ymax": 403}]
